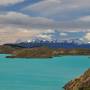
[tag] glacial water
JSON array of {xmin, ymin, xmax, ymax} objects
[{"xmin": 0, "ymin": 54, "xmax": 90, "ymax": 90}]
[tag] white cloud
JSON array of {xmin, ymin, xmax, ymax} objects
[
  {"xmin": 60, "ymin": 33, "xmax": 68, "ymax": 36},
  {"xmin": 84, "ymin": 32, "xmax": 90, "ymax": 41},
  {"xmin": 0, "ymin": 26, "xmax": 52, "ymax": 44},
  {"xmin": 78, "ymin": 16, "xmax": 90, "ymax": 22},
  {"xmin": 0, "ymin": 11, "xmax": 90, "ymax": 44},
  {"xmin": 0, "ymin": 11, "xmax": 55, "ymax": 44},
  {"xmin": 37, "ymin": 34, "xmax": 52, "ymax": 40},
  {"xmin": 0, "ymin": 0, "xmax": 24, "ymax": 5}
]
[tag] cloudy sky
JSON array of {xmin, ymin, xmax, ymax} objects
[{"xmin": 0, "ymin": 0, "xmax": 90, "ymax": 44}]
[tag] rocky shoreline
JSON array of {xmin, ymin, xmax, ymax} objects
[{"xmin": 64, "ymin": 69, "xmax": 90, "ymax": 90}]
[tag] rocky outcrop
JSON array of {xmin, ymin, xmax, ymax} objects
[{"xmin": 64, "ymin": 69, "xmax": 90, "ymax": 90}]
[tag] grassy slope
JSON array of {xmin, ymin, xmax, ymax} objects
[{"xmin": 0, "ymin": 44, "xmax": 90, "ymax": 58}]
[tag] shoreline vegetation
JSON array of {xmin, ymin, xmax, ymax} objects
[
  {"xmin": 0, "ymin": 44, "xmax": 90, "ymax": 58},
  {"xmin": 64, "ymin": 69, "xmax": 90, "ymax": 90}
]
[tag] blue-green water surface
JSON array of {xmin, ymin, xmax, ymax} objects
[{"xmin": 0, "ymin": 54, "xmax": 90, "ymax": 90}]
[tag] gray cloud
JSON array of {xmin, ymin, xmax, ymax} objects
[
  {"xmin": 22, "ymin": 0, "xmax": 90, "ymax": 19},
  {"xmin": 0, "ymin": 11, "xmax": 90, "ymax": 31},
  {"xmin": 0, "ymin": 12, "xmax": 54, "ymax": 29},
  {"xmin": 0, "ymin": 0, "xmax": 24, "ymax": 6},
  {"xmin": 0, "ymin": 11, "xmax": 89, "ymax": 45}
]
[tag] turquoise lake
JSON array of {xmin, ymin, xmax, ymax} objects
[{"xmin": 0, "ymin": 54, "xmax": 90, "ymax": 90}]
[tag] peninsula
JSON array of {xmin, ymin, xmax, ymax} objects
[
  {"xmin": 0, "ymin": 40, "xmax": 90, "ymax": 58},
  {"xmin": 64, "ymin": 69, "xmax": 90, "ymax": 90}
]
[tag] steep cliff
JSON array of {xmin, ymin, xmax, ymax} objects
[{"xmin": 64, "ymin": 69, "xmax": 90, "ymax": 90}]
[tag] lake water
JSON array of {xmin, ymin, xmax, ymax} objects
[{"xmin": 0, "ymin": 54, "xmax": 90, "ymax": 90}]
